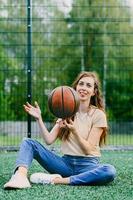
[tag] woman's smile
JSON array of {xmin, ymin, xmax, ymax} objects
[{"xmin": 76, "ymin": 76, "xmax": 95, "ymax": 101}]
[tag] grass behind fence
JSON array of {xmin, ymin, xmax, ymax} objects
[
  {"xmin": 0, "ymin": 134, "xmax": 133, "ymax": 146},
  {"xmin": 0, "ymin": 150, "xmax": 133, "ymax": 200}
]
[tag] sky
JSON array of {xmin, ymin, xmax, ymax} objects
[
  {"xmin": 54, "ymin": 0, "xmax": 133, "ymax": 16},
  {"xmin": 53, "ymin": 0, "xmax": 73, "ymax": 15},
  {"xmin": 128, "ymin": 0, "xmax": 133, "ymax": 8}
]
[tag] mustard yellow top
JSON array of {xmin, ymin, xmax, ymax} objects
[{"xmin": 61, "ymin": 107, "xmax": 107, "ymax": 157}]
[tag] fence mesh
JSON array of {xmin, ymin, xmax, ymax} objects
[{"xmin": 0, "ymin": 0, "xmax": 133, "ymax": 149}]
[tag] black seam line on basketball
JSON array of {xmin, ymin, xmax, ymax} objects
[
  {"xmin": 69, "ymin": 87, "xmax": 77, "ymax": 115},
  {"xmin": 49, "ymin": 89, "xmax": 55, "ymax": 115},
  {"xmin": 62, "ymin": 86, "xmax": 65, "ymax": 117}
]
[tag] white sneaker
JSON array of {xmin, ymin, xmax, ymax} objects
[
  {"xmin": 4, "ymin": 172, "xmax": 31, "ymax": 189},
  {"xmin": 30, "ymin": 172, "xmax": 62, "ymax": 185}
]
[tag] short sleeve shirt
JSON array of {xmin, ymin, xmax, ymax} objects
[{"xmin": 61, "ymin": 107, "xmax": 107, "ymax": 157}]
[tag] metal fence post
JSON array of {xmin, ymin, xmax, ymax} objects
[{"xmin": 27, "ymin": 0, "xmax": 32, "ymax": 138}]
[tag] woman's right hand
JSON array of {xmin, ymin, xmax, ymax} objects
[
  {"xmin": 56, "ymin": 119, "xmax": 67, "ymax": 128},
  {"xmin": 23, "ymin": 101, "xmax": 41, "ymax": 120}
]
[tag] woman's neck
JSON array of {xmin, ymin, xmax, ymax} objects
[{"xmin": 79, "ymin": 101, "xmax": 90, "ymax": 113}]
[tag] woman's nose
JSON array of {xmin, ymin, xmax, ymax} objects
[{"xmin": 81, "ymin": 85, "xmax": 87, "ymax": 90}]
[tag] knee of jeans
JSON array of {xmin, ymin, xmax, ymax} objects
[
  {"xmin": 103, "ymin": 164, "xmax": 116, "ymax": 181},
  {"xmin": 21, "ymin": 138, "xmax": 35, "ymax": 146}
]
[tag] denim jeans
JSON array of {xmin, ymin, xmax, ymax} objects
[{"xmin": 15, "ymin": 138, "xmax": 116, "ymax": 186}]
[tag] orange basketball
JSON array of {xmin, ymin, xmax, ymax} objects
[{"xmin": 48, "ymin": 86, "xmax": 80, "ymax": 118}]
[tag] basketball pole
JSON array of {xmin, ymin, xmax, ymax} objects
[{"xmin": 27, "ymin": 0, "xmax": 32, "ymax": 138}]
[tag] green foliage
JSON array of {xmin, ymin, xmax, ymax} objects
[
  {"xmin": 0, "ymin": 0, "xmax": 133, "ymax": 121},
  {"xmin": 67, "ymin": 0, "xmax": 133, "ymax": 120}
]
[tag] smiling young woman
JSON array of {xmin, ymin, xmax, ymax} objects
[{"xmin": 4, "ymin": 71, "xmax": 116, "ymax": 189}]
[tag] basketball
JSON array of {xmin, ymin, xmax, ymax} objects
[{"xmin": 48, "ymin": 86, "xmax": 80, "ymax": 118}]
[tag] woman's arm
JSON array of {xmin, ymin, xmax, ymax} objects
[
  {"xmin": 24, "ymin": 102, "xmax": 60, "ymax": 145},
  {"xmin": 64, "ymin": 119, "xmax": 103, "ymax": 155},
  {"xmin": 72, "ymin": 127, "xmax": 103, "ymax": 155},
  {"xmin": 36, "ymin": 116, "xmax": 60, "ymax": 145}
]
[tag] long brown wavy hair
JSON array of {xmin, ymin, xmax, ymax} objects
[{"xmin": 58, "ymin": 71, "xmax": 108, "ymax": 146}]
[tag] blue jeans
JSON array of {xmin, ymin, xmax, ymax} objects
[{"xmin": 15, "ymin": 138, "xmax": 116, "ymax": 186}]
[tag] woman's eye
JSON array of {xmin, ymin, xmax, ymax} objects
[
  {"xmin": 86, "ymin": 83, "xmax": 91, "ymax": 88},
  {"xmin": 78, "ymin": 82, "xmax": 84, "ymax": 86}
]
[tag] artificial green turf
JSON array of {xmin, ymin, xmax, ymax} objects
[{"xmin": 0, "ymin": 151, "xmax": 133, "ymax": 200}]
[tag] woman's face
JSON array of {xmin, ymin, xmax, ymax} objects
[{"xmin": 76, "ymin": 76, "xmax": 95, "ymax": 102}]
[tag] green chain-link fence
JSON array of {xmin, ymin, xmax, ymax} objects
[{"xmin": 0, "ymin": 0, "xmax": 133, "ymax": 150}]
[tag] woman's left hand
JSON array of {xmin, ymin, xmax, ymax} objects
[{"xmin": 64, "ymin": 119, "xmax": 77, "ymax": 134}]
